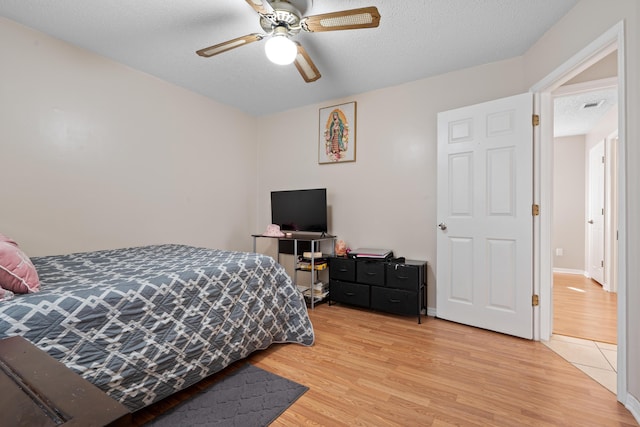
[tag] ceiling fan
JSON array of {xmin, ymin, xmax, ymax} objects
[{"xmin": 196, "ymin": 0, "xmax": 381, "ymax": 83}]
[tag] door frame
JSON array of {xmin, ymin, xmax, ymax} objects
[
  {"xmin": 604, "ymin": 129, "xmax": 619, "ymax": 293},
  {"xmin": 530, "ymin": 21, "xmax": 627, "ymax": 400},
  {"xmin": 587, "ymin": 139, "xmax": 605, "ymax": 285}
]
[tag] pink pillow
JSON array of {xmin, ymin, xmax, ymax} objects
[{"xmin": 0, "ymin": 237, "xmax": 40, "ymax": 294}]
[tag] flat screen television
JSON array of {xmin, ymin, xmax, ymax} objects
[{"xmin": 271, "ymin": 188, "xmax": 328, "ymax": 233}]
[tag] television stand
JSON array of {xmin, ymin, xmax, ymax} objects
[{"xmin": 252, "ymin": 233, "xmax": 336, "ymax": 309}]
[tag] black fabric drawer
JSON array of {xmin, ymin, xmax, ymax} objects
[
  {"xmin": 386, "ymin": 263, "xmax": 419, "ymax": 290},
  {"xmin": 329, "ymin": 257, "xmax": 356, "ymax": 282},
  {"xmin": 370, "ymin": 287, "xmax": 418, "ymax": 316},
  {"xmin": 330, "ymin": 280, "xmax": 369, "ymax": 307},
  {"xmin": 356, "ymin": 260, "xmax": 385, "ymax": 286}
]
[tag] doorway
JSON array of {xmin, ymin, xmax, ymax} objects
[
  {"xmin": 551, "ymin": 73, "xmax": 619, "ymax": 345},
  {"xmin": 531, "ymin": 21, "xmax": 626, "ymax": 399},
  {"xmin": 551, "ymin": 79, "xmax": 619, "ymax": 393}
]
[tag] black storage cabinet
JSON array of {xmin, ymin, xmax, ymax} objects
[{"xmin": 328, "ymin": 257, "xmax": 426, "ymax": 323}]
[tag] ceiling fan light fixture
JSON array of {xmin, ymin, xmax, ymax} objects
[
  {"xmin": 265, "ymin": 27, "xmax": 297, "ymax": 65},
  {"xmin": 197, "ymin": 4, "xmax": 381, "ymax": 82}
]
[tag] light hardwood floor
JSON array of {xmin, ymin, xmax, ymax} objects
[
  {"xmin": 133, "ymin": 303, "xmax": 637, "ymax": 426},
  {"xmin": 553, "ymin": 272, "xmax": 617, "ymax": 344}
]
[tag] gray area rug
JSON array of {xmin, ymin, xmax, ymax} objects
[{"xmin": 146, "ymin": 364, "xmax": 308, "ymax": 426}]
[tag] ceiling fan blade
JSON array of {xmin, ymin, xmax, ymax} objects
[
  {"xmin": 293, "ymin": 42, "xmax": 321, "ymax": 83},
  {"xmin": 301, "ymin": 6, "xmax": 381, "ymax": 32},
  {"xmin": 244, "ymin": 0, "xmax": 274, "ymax": 15},
  {"xmin": 196, "ymin": 34, "xmax": 264, "ymax": 57}
]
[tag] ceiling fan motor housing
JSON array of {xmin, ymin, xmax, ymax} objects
[{"xmin": 260, "ymin": 1, "xmax": 302, "ymax": 36}]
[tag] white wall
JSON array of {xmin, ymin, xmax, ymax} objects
[
  {"xmin": 565, "ymin": 50, "xmax": 617, "ymax": 85},
  {"xmin": 523, "ymin": 0, "xmax": 639, "ymax": 413},
  {"xmin": 0, "ymin": 17, "xmax": 258, "ymax": 256},
  {"xmin": 255, "ymin": 57, "xmax": 527, "ymax": 313},
  {"xmin": 585, "ymin": 106, "xmax": 619, "ymax": 151},
  {"xmin": 553, "ymin": 135, "xmax": 586, "ymax": 272}
]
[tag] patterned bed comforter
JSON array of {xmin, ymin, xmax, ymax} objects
[{"xmin": 0, "ymin": 244, "xmax": 314, "ymax": 411}]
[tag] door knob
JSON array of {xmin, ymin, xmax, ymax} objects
[
  {"xmin": 438, "ymin": 223, "xmax": 447, "ymax": 230},
  {"xmin": 588, "ymin": 219, "xmax": 594, "ymax": 224}
]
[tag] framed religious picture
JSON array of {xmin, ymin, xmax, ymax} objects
[{"xmin": 318, "ymin": 101, "xmax": 356, "ymax": 164}]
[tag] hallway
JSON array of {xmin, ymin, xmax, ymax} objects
[{"xmin": 548, "ymin": 272, "xmax": 617, "ymax": 393}]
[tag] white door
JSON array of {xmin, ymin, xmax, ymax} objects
[
  {"xmin": 587, "ymin": 141, "xmax": 605, "ymax": 285},
  {"xmin": 436, "ymin": 93, "xmax": 534, "ymax": 339}
]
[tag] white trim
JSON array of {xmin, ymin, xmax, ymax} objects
[
  {"xmin": 532, "ymin": 90, "xmax": 553, "ymax": 342},
  {"xmin": 553, "ymin": 77, "xmax": 618, "ymax": 97},
  {"xmin": 604, "ymin": 130, "xmax": 619, "ymax": 293},
  {"xmin": 625, "ymin": 393, "xmax": 640, "ymax": 424},
  {"xmin": 552, "ymin": 268, "xmax": 586, "ymax": 275},
  {"xmin": 530, "ymin": 21, "xmax": 627, "ymax": 404},
  {"xmin": 530, "ymin": 28, "xmax": 619, "ymax": 93},
  {"xmin": 613, "ymin": 22, "xmax": 627, "ymax": 406}
]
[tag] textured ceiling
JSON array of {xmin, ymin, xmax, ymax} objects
[
  {"xmin": 0, "ymin": 0, "xmax": 579, "ymax": 116},
  {"xmin": 554, "ymin": 88, "xmax": 618, "ymax": 137}
]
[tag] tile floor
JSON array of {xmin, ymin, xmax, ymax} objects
[{"xmin": 544, "ymin": 334, "xmax": 617, "ymax": 394}]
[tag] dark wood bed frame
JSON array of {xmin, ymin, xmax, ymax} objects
[{"xmin": 0, "ymin": 336, "xmax": 131, "ymax": 426}]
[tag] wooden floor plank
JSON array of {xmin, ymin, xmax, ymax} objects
[
  {"xmin": 133, "ymin": 303, "xmax": 636, "ymax": 426},
  {"xmin": 553, "ymin": 273, "xmax": 617, "ymax": 343}
]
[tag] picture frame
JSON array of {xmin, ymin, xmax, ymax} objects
[{"xmin": 318, "ymin": 101, "xmax": 356, "ymax": 164}]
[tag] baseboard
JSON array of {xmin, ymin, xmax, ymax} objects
[
  {"xmin": 427, "ymin": 307, "xmax": 437, "ymax": 318},
  {"xmin": 552, "ymin": 268, "xmax": 587, "ymax": 276},
  {"xmin": 625, "ymin": 392, "xmax": 640, "ymax": 425}
]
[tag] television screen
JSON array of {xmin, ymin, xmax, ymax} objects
[{"xmin": 271, "ymin": 188, "xmax": 328, "ymax": 233}]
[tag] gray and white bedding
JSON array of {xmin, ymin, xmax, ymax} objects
[{"xmin": 0, "ymin": 244, "xmax": 314, "ymax": 411}]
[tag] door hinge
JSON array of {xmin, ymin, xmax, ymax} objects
[
  {"xmin": 532, "ymin": 294, "xmax": 539, "ymax": 306},
  {"xmin": 532, "ymin": 204, "xmax": 540, "ymax": 216},
  {"xmin": 532, "ymin": 114, "xmax": 540, "ymax": 126},
  {"xmin": 601, "ymin": 260, "xmax": 604, "ymax": 268}
]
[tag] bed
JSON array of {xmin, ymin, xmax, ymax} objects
[{"xmin": 0, "ymin": 244, "xmax": 315, "ymax": 412}]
